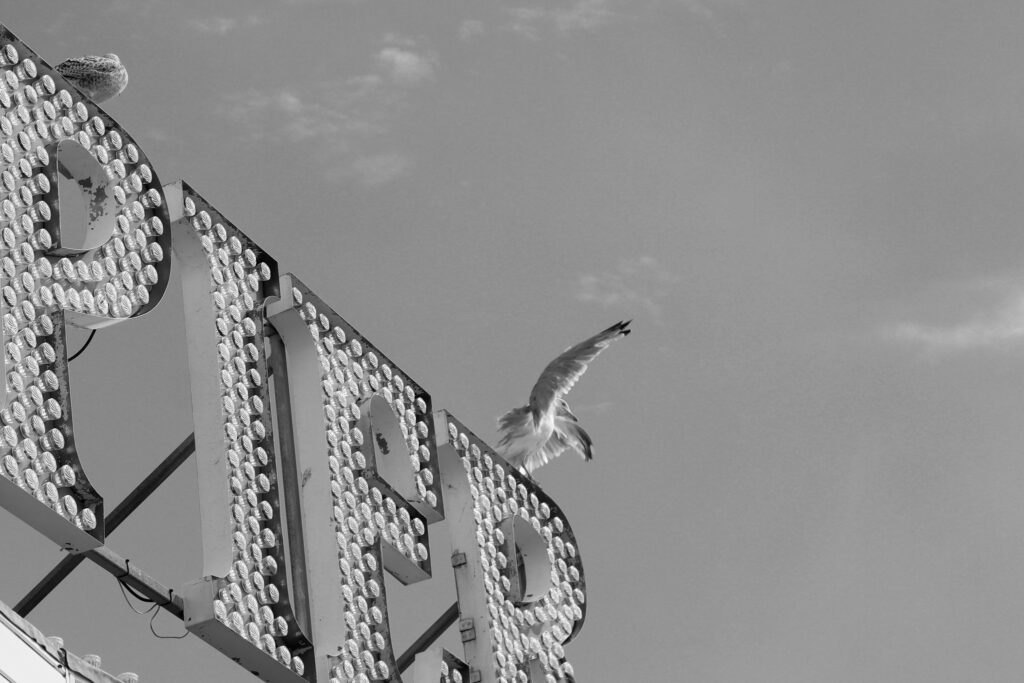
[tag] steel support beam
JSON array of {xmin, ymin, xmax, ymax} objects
[
  {"xmin": 15, "ymin": 430, "xmax": 463, "ymax": 671},
  {"xmin": 14, "ymin": 433, "xmax": 196, "ymax": 616},
  {"xmin": 396, "ymin": 600, "xmax": 459, "ymax": 674},
  {"xmin": 84, "ymin": 545, "xmax": 184, "ymax": 619}
]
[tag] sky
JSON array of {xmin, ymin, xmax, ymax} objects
[{"xmin": 3, "ymin": 0, "xmax": 1024, "ymax": 681}]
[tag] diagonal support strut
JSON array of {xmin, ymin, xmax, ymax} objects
[
  {"xmin": 14, "ymin": 433, "xmax": 196, "ymax": 616},
  {"xmin": 396, "ymin": 600, "xmax": 460, "ymax": 674}
]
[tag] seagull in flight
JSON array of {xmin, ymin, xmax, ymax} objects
[
  {"xmin": 56, "ymin": 54, "xmax": 128, "ymax": 104},
  {"xmin": 497, "ymin": 320, "xmax": 631, "ymax": 475}
]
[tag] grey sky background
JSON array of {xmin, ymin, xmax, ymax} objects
[{"xmin": 3, "ymin": 1, "xmax": 1024, "ymax": 680}]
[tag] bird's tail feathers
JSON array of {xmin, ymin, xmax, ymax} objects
[
  {"xmin": 554, "ymin": 402, "xmax": 592, "ymax": 461},
  {"xmin": 571, "ymin": 421, "xmax": 594, "ymax": 461}
]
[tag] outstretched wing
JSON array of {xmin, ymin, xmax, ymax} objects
[
  {"xmin": 527, "ymin": 320, "xmax": 631, "ymax": 419},
  {"xmin": 497, "ymin": 406, "xmax": 530, "ymax": 442}
]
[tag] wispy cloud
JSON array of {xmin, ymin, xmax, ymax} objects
[
  {"xmin": 219, "ymin": 82, "xmax": 386, "ymax": 144},
  {"xmin": 554, "ymin": 0, "xmax": 618, "ymax": 32},
  {"xmin": 191, "ymin": 17, "xmax": 237, "ymax": 34},
  {"xmin": 459, "ymin": 19, "xmax": 486, "ymax": 42},
  {"xmin": 190, "ymin": 15, "xmax": 265, "ymax": 35},
  {"xmin": 218, "ymin": 79, "xmax": 397, "ymax": 185},
  {"xmin": 884, "ymin": 277, "xmax": 1024, "ymax": 354},
  {"xmin": 670, "ymin": 0, "xmax": 748, "ymax": 35},
  {"xmin": 675, "ymin": 0, "xmax": 716, "ymax": 20},
  {"xmin": 673, "ymin": 0, "xmax": 746, "ymax": 18},
  {"xmin": 105, "ymin": 0, "xmax": 165, "ymax": 14},
  {"xmin": 217, "ymin": 35, "xmax": 435, "ymax": 187},
  {"xmin": 887, "ymin": 300, "xmax": 1024, "ymax": 353},
  {"xmin": 506, "ymin": 8, "xmax": 545, "ymax": 40},
  {"xmin": 506, "ymin": 0, "xmax": 618, "ymax": 38},
  {"xmin": 346, "ymin": 153, "xmax": 414, "ymax": 187},
  {"xmin": 575, "ymin": 256, "xmax": 679, "ymax": 323},
  {"xmin": 502, "ymin": 0, "xmax": 743, "ymax": 39},
  {"xmin": 377, "ymin": 47, "xmax": 436, "ymax": 85}
]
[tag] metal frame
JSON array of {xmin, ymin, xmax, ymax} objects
[
  {"xmin": 12, "ymin": 431, "xmax": 458, "ymax": 675},
  {"xmin": 14, "ymin": 433, "xmax": 195, "ymax": 617},
  {"xmin": 395, "ymin": 601, "xmax": 458, "ymax": 673}
]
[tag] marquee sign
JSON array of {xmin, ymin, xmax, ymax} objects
[{"xmin": 0, "ymin": 24, "xmax": 586, "ymax": 683}]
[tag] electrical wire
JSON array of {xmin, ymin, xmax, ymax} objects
[
  {"xmin": 148, "ymin": 606, "xmax": 188, "ymax": 640},
  {"xmin": 115, "ymin": 576, "xmax": 188, "ymax": 640},
  {"xmin": 117, "ymin": 578, "xmax": 157, "ymax": 616}
]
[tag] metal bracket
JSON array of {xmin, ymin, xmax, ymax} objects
[
  {"xmin": 451, "ymin": 552, "xmax": 467, "ymax": 568},
  {"xmin": 459, "ymin": 618, "xmax": 476, "ymax": 643}
]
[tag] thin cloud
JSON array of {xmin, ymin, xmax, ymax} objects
[
  {"xmin": 459, "ymin": 19, "xmax": 486, "ymax": 42},
  {"xmin": 216, "ymin": 34, "xmax": 437, "ymax": 187},
  {"xmin": 886, "ymin": 291, "xmax": 1024, "ymax": 354},
  {"xmin": 881, "ymin": 274, "xmax": 1024, "ymax": 355},
  {"xmin": 377, "ymin": 47, "xmax": 436, "ymax": 85},
  {"xmin": 105, "ymin": 0, "xmax": 165, "ymax": 13},
  {"xmin": 218, "ymin": 77, "xmax": 401, "ymax": 185},
  {"xmin": 507, "ymin": 0, "xmax": 617, "ymax": 38},
  {"xmin": 348, "ymin": 153, "xmax": 414, "ymax": 187},
  {"xmin": 576, "ymin": 256, "xmax": 679, "ymax": 324},
  {"xmin": 506, "ymin": 8, "xmax": 546, "ymax": 40},
  {"xmin": 191, "ymin": 17, "xmax": 237, "ymax": 34},
  {"xmin": 555, "ymin": 0, "xmax": 618, "ymax": 32},
  {"xmin": 219, "ymin": 87, "xmax": 379, "ymax": 144},
  {"xmin": 671, "ymin": 0, "xmax": 748, "ymax": 35},
  {"xmin": 674, "ymin": 0, "xmax": 746, "ymax": 18},
  {"xmin": 190, "ymin": 14, "xmax": 265, "ymax": 34},
  {"xmin": 675, "ymin": 0, "xmax": 720, "ymax": 20},
  {"xmin": 503, "ymin": 0, "xmax": 746, "ymax": 39}
]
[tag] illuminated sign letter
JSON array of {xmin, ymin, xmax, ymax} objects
[
  {"xmin": 169, "ymin": 183, "xmax": 313, "ymax": 680},
  {"xmin": 265, "ymin": 275, "xmax": 445, "ymax": 681},
  {"xmin": 0, "ymin": 26, "xmax": 171, "ymax": 552},
  {"xmin": 170, "ymin": 185, "xmax": 452, "ymax": 682},
  {"xmin": 437, "ymin": 414, "xmax": 586, "ymax": 682}
]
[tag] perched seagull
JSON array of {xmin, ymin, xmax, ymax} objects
[
  {"xmin": 498, "ymin": 320, "xmax": 631, "ymax": 475},
  {"xmin": 55, "ymin": 54, "xmax": 128, "ymax": 104}
]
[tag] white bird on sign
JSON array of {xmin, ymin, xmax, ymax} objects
[
  {"xmin": 497, "ymin": 320, "xmax": 631, "ymax": 475},
  {"xmin": 55, "ymin": 53, "xmax": 128, "ymax": 104}
]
